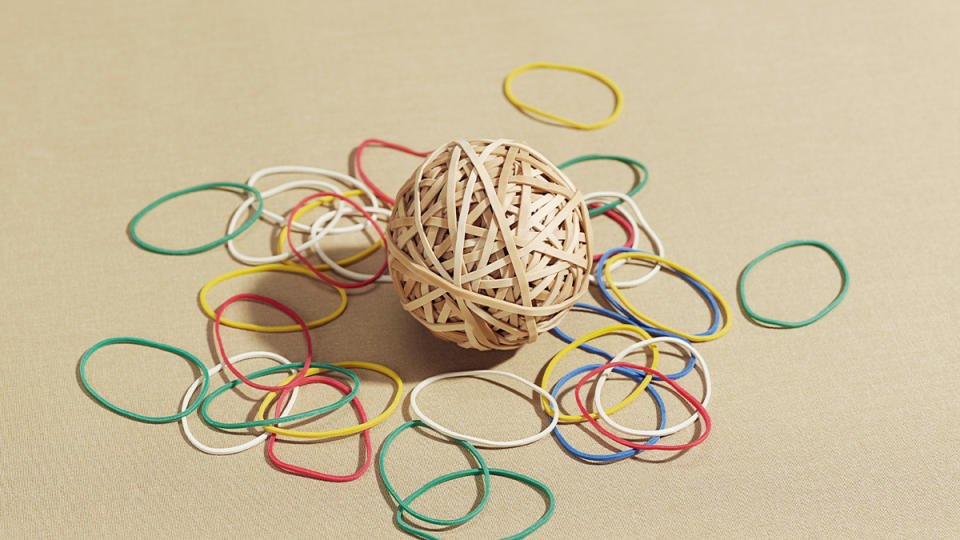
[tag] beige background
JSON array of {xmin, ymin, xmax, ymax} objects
[{"xmin": 2, "ymin": 1, "xmax": 959, "ymax": 538}]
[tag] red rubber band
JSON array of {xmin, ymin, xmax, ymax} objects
[
  {"xmin": 214, "ymin": 294, "xmax": 313, "ymax": 391},
  {"xmin": 286, "ymin": 192, "xmax": 389, "ymax": 289},
  {"xmin": 354, "ymin": 139, "xmax": 430, "ymax": 206},
  {"xmin": 574, "ymin": 362, "xmax": 711, "ymax": 451},
  {"xmin": 266, "ymin": 375, "xmax": 372, "ymax": 482},
  {"xmin": 588, "ymin": 202, "xmax": 635, "ymax": 263}
]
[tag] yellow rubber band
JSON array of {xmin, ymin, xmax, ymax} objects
[
  {"xmin": 503, "ymin": 62, "xmax": 623, "ymax": 130},
  {"xmin": 276, "ymin": 189, "xmax": 384, "ymax": 265},
  {"xmin": 258, "ymin": 361, "xmax": 403, "ymax": 439},
  {"xmin": 540, "ymin": 324, "xmax": 659, "ymax": 423},
  {"xmin": 604, "ymin": 252, "xmax": 732, "ymax": 342},
  {"xmin": 198, "ymin": 264, "xmax": 348, "ymax": 333}
]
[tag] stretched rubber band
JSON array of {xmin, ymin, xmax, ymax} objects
[
  {"xmin": 604, "ymin": 251, "xmax": 731, "ymax": 342},
  {"xmin": 80, "ymin": 337, "xmax": 209, "ymax": 423},
  {"xmin": 559, "ymin": 155, "xmax": 649, "ymax": 215},
  {"xmin": 180, "ymin": 351, "xmax": 301, "ymax": 455},
  {"xmin": 266, "ymin": 375, "xmax": 372, "ymax": 482},
  {"xmin": 129, "ymin": 182, "xmax": 263, "ymax": 256},
  {"xmin": 550, "ymin": 363, "xmax": 666, "ymax": 462},
  {"xmin": 199, "ymin": 264, "xmax": 347, "ymax": 333},
  {"xmin": 214, "ymin": 294, "xmax": 313, "ymax": 391},
  {"xmin": 199, "ymin": 362, "xmax": 359, "ymax": 430},
  {"xmin": 595, "ymin": 338, "xmax": 711, "ymax": 437},
  {"xmin": 258, "ymin": 361, "xmax": 402, "ymax": 439},
  {"xmin": 503, "ymin": 62, "xmax": 623, "ymax": 130},
  {"xmin": 354, "ymin": 139, "xmax": 429, "ymax": 206},
  {"xmin": 396, "ymin": 468, "xmax": 555, "ymax": 540},
  {"xmin": 409, "ymin": 370, "xmax": 560, "ymax": 448},
  {"xmin": 539, "ymin": 324, "xmax": 659, "ymax": 423},
  {"xmin": 739, "ymin": 240, "xmax": 850, "ymax": 328},
  {"xmin": 587, "ymin": 202, "xmax": 635, "ymax": 263},
  {"xmin": 574, "ymin": 362, "xmax": 711, "ymax": 451},
  {"xmin": 586, "ymin": 195, "xmax": 664, "ymax": 287}
]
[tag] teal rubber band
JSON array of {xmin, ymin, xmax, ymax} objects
[
  {"xmin": 378, "ymin": 420, "xmax": 491, "ymax": 527},
  {"xmin": 200, "ymin": 362, "xmax": 360, "ymax": 430},
  {"xmin": 557, "ymin": 154, "xmax": 649, "ymax": 216},
  {"xmin": 738, "ymin": 240, "xmax": 850, "ymax": 328},
  {"xmin": 80, "ymin": 337, "xmax": 209, "ymax": 423},
  {"xmin": 396, "ymin": 467, "xmax": 555, "ymax": 540},
  {"xmin": 129, "ymin": 182, "xmax": 264, "ymax": 255}
]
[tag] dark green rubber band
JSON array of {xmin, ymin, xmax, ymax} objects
[{"xmin": 557, "ymin": 154, "xmax": 649, "ymax": 216}]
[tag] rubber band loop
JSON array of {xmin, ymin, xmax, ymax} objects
[
  {"xmin": 258, "ymin": 361, "xmax": 402, "ymax": 439},
  {"xmin": 586, "ymin": 195, "xmax": 664, "ymax": 287},
  {"xmin": 559, "ymin": 155, "xmax": 649, "ymax": 215},
  {"xmin": 308, "ymin": 206, "xmax": 393, "ymax": 283},
  {"xmin": 129, "ymin": 182, "xmax": 263, "ymax": 256},
  {"xmin": 265, "ymin": 375, "xmax": 372, "ymax": 482},
  {"xmin": 199, "ymin": 362, "xmax": 359, "ymax": 430},
  {"xmin": 354, "ymin": 138, "xmax": 429, "ymax": 206},
  {"xmin": 396, "ymin": 468, "xmax": 555, "ymax": 540},
  {"xmin": 214, "ymin": 294, "xmax": 313, "ymax": 391},
  {"xmin": 503, "ymin": 63, "xmax": 623, "ymax": 130},
  {"xmin": 80, "ymin": 337, "xmax": 209, "ymax": 423},
  {"xmin": 587, "ymin": 202, "xmax": 635, "ymax": 263},
  {"xmin": 199, "ymin": 264, "xmax": 347, "ymax": 333},
  {"xmin": 275, "ymin": 192, "xmax": 382, "ymax": 267},
  {"xmin": 549, "ymin": 364, "xmax": 666, "ymax": 462},
  {"xmin": 574, "ymin": 362, "xmax": 711, "ymax": 451},
  {"xmin": 739, "ymin": 240, "xmax": 850, "ymax": 328},
  {"xmin": 409, "ymin": 370, "xmax": 560, "ymax": 448},
  {"xmin": 378, "ymin": 420, "xmax": 491, "ymax": 527},
  {"xmin": 539, "ymin": 324, "xmax": 659, "ymax": 423},
  {"xmin": 604, "ymin": 251, "xmax": 731, "ymax": 342},
  {"xmin": 180, "ymin": 351, "xmax": 301, "ymax": 455}
]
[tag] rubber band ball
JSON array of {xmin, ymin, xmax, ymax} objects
[{"xmin": 386, "ymin": 139, "xmax": 593, "ymax": 350}]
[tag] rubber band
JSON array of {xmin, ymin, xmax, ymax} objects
[
  {"xmin": 129, "ymin": 182, "xmax": 263, "ymax": 256},
  {"xmin": 739, "ymin": 240, "xmax": 850, "ymax": 328},
  {"xmin": 574, "ymin": 362, "xmax": 711, "ymax": 451},
  {"xmin": 585, "ymin": 194, "xmax": 664, "ymax": 287},
  {"xmin": 539, "ymin": 324, "xmax": 659, "ymax": 423},
  {"xmin": 587, "ymin": 202, "xmax": 635, "ymax": 263},
  {"xmin": 378, "ymin": 419, "xmax": 491, "ymax": 527},
  {"xmin": 286, "ymin": 192, "xmax": 389, "ymax": 289},
  {"xmin": 603, "ymin": 251, "xmax": 731, "ymax": 342},
  {"xmin": 80, "ymin": 337, "xmax": 209, "ymax": 423},
  {"xmin": 258, "ymin": 361, "xmax": 402, "ymax": 439},
  {"xmin": 180, "ymin": 351, "xmax": 301, "ymax": 455},
  {"xmin": 308, "ymin": 205, "xmax": 393, "ymax": 283},
  {"xmin": 595, "ymin": 337, "xmax": 711, "ymax": 438},
  {"xmin": 213, "ymin": 294, "xmax": 313, "ymax": 391},
  {"xmin": 396, "ymin": 467, "xmax": 555, "ymax": 540},
  {"xmin": 274, "ymin": 192, "xmax": 382, "ymax": 268},
  {"xmin": 354, "ymin": 138, "xmax": 429, "ymax": 206},
  {"xmin": 409, "ymin": 370, "xmax": 560, "ymax": 448},
  {"xmin": 199, "ymin": 264, "xmax": 347, "ymax": 333},
  {"xmin": 503, "ymin": 63, "xmax": 623, "ymax": 130},
  {"xmin": 199, "ymin": 363, "xmax": 359, "ymax": 430},
  {"xmin": 265, "ymin": 375, "xmax": 372, "ymax": 482},
  {"xmin": 559, "ymin": 155, "xmax": 649, "ymax": 215},
  {"xmin": 549, "ymin": 363, "xmax": 666, "ymax": 462},
  {"xmin": 245, "ymin": 165, "xmax": 380, "ymax": 232}
]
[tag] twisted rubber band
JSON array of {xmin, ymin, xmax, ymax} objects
[
  {"xmin": 258, "ymin": 361, "xmax": 402, "ymax": 439},
  {"xmin": 307, "ymin": 205, "xmax": 393, "ymax": 283},
  {"xmin": 129, "ymin": 182, "xmax": 263, "ymax": 256},
  {"xmin": 739, "ymin": 240, "xmax": 850, "ymax": 328},
  {"xmin": 559, "ymin": 155, "xmax": 649, "ymax": 215},
  {"xmin": 586, "ymin": 195, "xmax": 664, "ymax": 287},
  {"xmin": 503, "ymin": 62, "xmax": 623, "ymax": 130},
  {"xmin": 80, "ymin": 337, "xmax": 209, "ymax": 423},
  {"xmin": 274, "ymin": 191, "xmax": 382, "ymax": 266},
  {"xmin": 354, "ymin": 138, "xmax": 429, "ymax": 206},
  {"xmin": 378, "ymin": 420, "xmax": 491, "ymax": 527},
  {"xmin": 265, "ymin": 375, "xmax": 372, "ymax": 482}
]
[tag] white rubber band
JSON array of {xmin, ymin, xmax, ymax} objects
[
  {"xmin": 585, "ymin": 191, "xmax": 664, "ymax": 288},
  {"xmin": 593, "ymin": 337, "xmax": 710, "ymax": 438},
  {"xmin": 179, "ymin": 351, "xmax": 300, "ymax": 455},
  {"xmin": 409, "ymin": 369, "xmax": 560, "ymax": 448},
  {"xmin": 309, "ymin": 205, "xmax": 393, "ymax": 283}
]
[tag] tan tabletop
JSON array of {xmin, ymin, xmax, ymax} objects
[{"xmin": 2, "ymin": 1, "xmax": 958, "ymax": 538}]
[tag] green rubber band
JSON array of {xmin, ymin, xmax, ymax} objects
[
  {"xmin": 557, "ymin": 154, "xmax": 649, "ymax": 216},
  {"xmin": 378, "ymin": 420, "xmax": 491, "ymax": 527},
  {"xmin": 200, "ymin": 362, "xmax": 360, "ymax": 430},
  {"xmin": 738, "ymin": 240, "xmax": 850, "ymax": 328},
  {"xmin": 396, "ymin": 467, "xmax": 555, "ymax": 540},
  {"xmin": 80, "ymin": 337, "xmax": 209, "ymax": 423},
  {"xmin": 129, "ymin": 182, "xmax": 264, "ymax": 255}
]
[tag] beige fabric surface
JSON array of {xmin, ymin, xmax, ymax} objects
[{"xmin": 1, "ymin": 1, "xmax": 958, "ymax": 538}]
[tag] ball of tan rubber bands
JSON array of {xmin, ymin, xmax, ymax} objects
[{"xmin": 386, "ymin": 139, "xmax": 593, "ymax": 350}]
